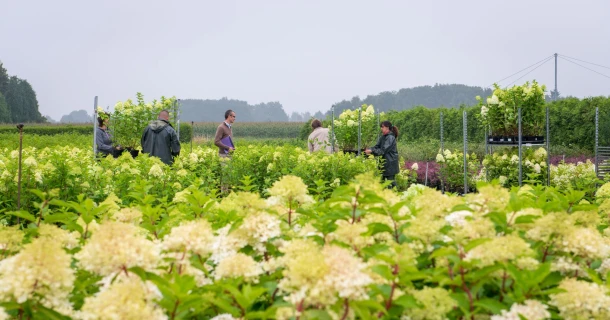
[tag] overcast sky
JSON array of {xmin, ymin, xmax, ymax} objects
[{"xmin": 1, "ymin": 0, "xmax": 609, "ymax": 120}]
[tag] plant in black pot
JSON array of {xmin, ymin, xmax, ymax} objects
[{"xmin": 478, "ymin": 81, "xmax": 546, "ymax": 145}]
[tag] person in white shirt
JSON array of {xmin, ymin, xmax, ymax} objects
[{"xmin": 308, "ymin": 119, "xmax": 333, "ymax": 153}]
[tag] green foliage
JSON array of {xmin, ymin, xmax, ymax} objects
[
  {"xmin": 386, "ymin": 96, "xmax": 610, "ymax": 153},
  {"xmin": 0, "ymin": 124, "xmax": 92, "ymax": 135},
  {"xmin": 178, "ymin": 122, "xmax": 192, "ymax": 143},
  {"xmin": 0, "ymin": 92, "xmax": 10, "ymax": 123},
  {"xmin": 111, "ymin": 93, "xmax": 178, "ymax": 148},
  {"xmin": 192, "ymin": 122, "xmax": 304, "ymax": 139}
]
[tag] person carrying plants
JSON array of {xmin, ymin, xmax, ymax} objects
[
  {"xmin": 308, "ymin": 119, "xmax": 333, "ymax": 153},
  {"xmin": 365, "ymin": 120, "xmax": 399, "ymax": 188},
  {"xmin": 141, "ymin": 110, "xmax": 181, "ymax": 165},
  {"xmin": 95, "ymin": 111, "xmax": 122, "ymax": 158},
  {"xmin": 215, "ymin": 109, "xmax": 236, "ymax": 157}
]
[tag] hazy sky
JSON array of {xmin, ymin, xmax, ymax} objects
[{"xmin": 1, "ymin": 0, "xmax": 609, "ymax": 120}]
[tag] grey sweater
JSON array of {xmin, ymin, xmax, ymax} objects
[{"xmin": 96, "ymin": 127, "xmax": 114, "ymax": 155}]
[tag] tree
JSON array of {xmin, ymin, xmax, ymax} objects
[
  {"xmin": 4, "ymin": 76, "xmax": 43, "ymax": 123},
  {"xmin": 0, "ymin": 92, "xmax": 10, "ymax": 123},
  {"xmin": 60, "ymin": 110, "xmax": 92, "ymax": 123},
  {"xmin": 0, "ymin": 61, "xmax": 8, "ymax": 95}
]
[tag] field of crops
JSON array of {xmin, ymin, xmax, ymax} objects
[{"xmin": 1, "ymin": 120, "xmax": 610, "ymax": 319}]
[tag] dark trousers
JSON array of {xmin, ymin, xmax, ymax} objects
[{"xmin": 383, "ymin": 175, "xmax": 396, "ymax": 189}]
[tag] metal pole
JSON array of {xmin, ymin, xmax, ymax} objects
[
  {"xmin": 554, "ymin": 53, "xmax": 558, "ymax": 101},
  {"xmin": 440, "ymin": 112, "xmax": 444, "ymax": 153},
  {"xmin": 463, "ymin": 110, "xmax": 468, "ymax": 194},
  {"xmin": 596, "ymin": 107, "xmax": 599, "ymax": 178},
  {"xmin": 16, "ymin": 124, "xmax": 24, "ymax": 224},
  {"xmin": 331, "ymin": 105, "xmax": 335, "ymax": 153},
  {"xmin": 357, "ymin": 108, "xmax": 362, "ymax": 156},
  {"xmin": 518, "ymin": 107, "xmax": 523, "ymax": 186},
  {"xmin": 440, "ymin": 112, "xmax": 445, "ymax": 193},
  {"xmin": 176, "ymin": 100, "xmax": 180, "ymax": 140},
  {"xmin": 425, "ymin": 162, "xmax": 429, "ymax": 186},
  {"xmin": 93, "ymin": 96, "xmax": 98, "ymax": 160},
  {"xmin": 546, "ymin": 106, "xmax": 550, "ymax": 186},
  {"xmin": 377, "ymin": 110, "xmax": 381, "ymax": 140},
  {"xmin": 191, "ymin": 121, "xmax": 194, "ymax": 153}
]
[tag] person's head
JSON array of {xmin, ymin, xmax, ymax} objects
[
  {"xmin": 97, "ymin": 113, "xmax": 110, "ymax": 128},
  {"xmin": 380, "ymin": 120, "xmax": 399, "ymax": 138},
  {"xmin": 311, "ymin": 119, "xmax": 322, "ymax": 129},
  {"xmin": 158, "ymin": 110, "xmax": 170, "ymax": 121},
  {"xmin": 225, "ymin": 109, "xmax": 236, "ymax": 124}
]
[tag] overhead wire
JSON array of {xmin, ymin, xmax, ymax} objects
[
  {"xmin": 488, "ymin": 54, "xmax": 554, "ymax": 87},
  {"xmin": 559, "ymin": 56, "xmax": 610, "ymax": 80},
  {"xmin": 558, "ymin": 54, "xmax": 610, "ymax": 70},
  {"xmin": 504, "ymin": 56, "xmax": 554, "ymax": 87}
]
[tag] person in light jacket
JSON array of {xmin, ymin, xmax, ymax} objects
[
  {"xmin": 308, "ymin": 119, "xmax": 333, "ymax": 153},
  {"xmin": 365, "ymin": 120, "xmax": 400, "ymax": 188}
]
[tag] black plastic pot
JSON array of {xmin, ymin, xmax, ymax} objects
[{"xmin": 487, "ymin": 135, "xmax": 545, "ymax": 145}]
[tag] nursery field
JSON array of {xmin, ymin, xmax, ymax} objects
[
  {"xmin": 1, "ymin": 142, "xmax": 609, "ymax": 319},
  {"xmin": 2, "ymin": 86, "xmax": 610, "ymax": 319}
]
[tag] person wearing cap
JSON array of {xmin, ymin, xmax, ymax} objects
[{"xmin": 365, "ymin": 120, "xmax": 400, "ymax": 188}]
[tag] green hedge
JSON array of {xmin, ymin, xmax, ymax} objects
[
  {"xmin": 0, "ymin": 124, "xmax": 92, "ymax": 135},
  {"xmin": 192, "ymin": 122, "xmax": 304, "ymax": 139},
  {"xmin": 178, "ymin": 122, "xmax": 192, "ymax": 143},
  {"xmin": 384, "ymin": 96, "xmax": 610, "ymax": 152}
]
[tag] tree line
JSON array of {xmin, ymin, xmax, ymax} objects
[{"xmin": 0, "ymin": 61, "xmax": 45, "ymax": 123}]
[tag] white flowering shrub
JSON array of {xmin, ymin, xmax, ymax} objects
[
  {"xmin": 333, "ymin": 104, "xmax": 378, "ymax": 151},
  {"xmin": 3, "ymin": 142, "xmax": 610, "ymax": 318},
  {"xmin": 111, "ymin": 93, "xmax": 178, "ymax": 149},
  {"xmin": 478, "ymin": 80, "xmax": 547, "ymax": 137},
  {"xmin": 482, "ymin": 147, "xmax": 548, "ymax": 187},
  {"xmin": 436, "ymin": 149, "xmax": 480, "ymax": 193}
]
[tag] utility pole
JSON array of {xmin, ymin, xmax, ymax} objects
[{"xmin": 552, "ymin": 53, "xmax": 559, "ymax": 100}]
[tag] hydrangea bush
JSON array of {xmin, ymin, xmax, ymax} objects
[
  {"xmin": 333, "ymin": 104, "xmax": 378, "ymax": 151},
  {"xmin": 111, "ymin": 93, "xmax": 178, "ymax": 149},
  {"xmin": 1, "ymin": 174, "xmax": 610, "ymax": 319},
  {"xmin": 478, "ymin": 80, "xmax": 547, "ymax": 137}
]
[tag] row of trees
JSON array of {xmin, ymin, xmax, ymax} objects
[
  {"xmin": 327, "ymin": 84, "xmax": 493, "ymax": 116},
  {"xmin": 179, "ymin": 98, "xmax": 290, "ymax": 122},
  {"xmin": 0, "ymin": 61, "xmax": 45, "ymax": 123}
]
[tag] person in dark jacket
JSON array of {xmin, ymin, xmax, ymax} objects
[
  {"xmin": 95, "ymin": 112, "xmax": 120, "ymax": 157},
  {"xmin": 141, "ymin": 110, "xmax": 181, "ymax": 165},
  {"xmin": 365, "ymin": 121, "xmax": 400, "ymax": 188}
]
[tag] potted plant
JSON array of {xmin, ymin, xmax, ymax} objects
[
  {"xmin": 333, "ymin": 104, "xmax": 378, "ymax": 153},
  {"xmin": 111, "ymin": 93, "xmax": 179, "ymax": 156},
  {"xmin": 478, "ymin": 81, "xmax": 546, "ymax": 144}
]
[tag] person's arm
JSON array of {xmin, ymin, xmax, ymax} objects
[
  {"xmin": 214, "ymin": 126, "xmax": 230, "ymax": 150},
  {"xmin": 370, "ymin": 135, "xmax": 395, "ymax": 156},
  {"xmin": 96, "ymin": 129, "xmax": 114, "ymax": 153},
  {"xmin": 141, "ymin": 128, "xmax": 149, "ymax": 152},
  {"xmin": 170, "ymin": 128, "xmax": 181, "ymax": 156},
  {"xmin": 307, "ymin": 133, "xmax": 315, "ymax": 152}
]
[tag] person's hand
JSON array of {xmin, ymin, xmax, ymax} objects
[
  {"xmin": 364, "ymin": 149, "xmax": 372, "ymax": 154},
  {"xmin": 228, "ymin": 147, "xmax": 235, "ymax": 152},
  {"xmin": 115, "ymin": 146, "xmax": 122, "ymax": 150}
]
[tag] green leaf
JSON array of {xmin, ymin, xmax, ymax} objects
[
  {"xmin": 366, "ymin": 223, "xmax": 394, "ymax": 236},
  {"xmin": 514, "ymin": 215, "xmax": 539, "ymax": 224},
  {"xmin": 393, "ymin": 294, "xmax": 421, "ymax": 309},
  {"xmin": 464, "ymin": 238, "xmax": 492, "ymax": 252},
  {"xmin": 474, "ymin": 299, "xmax": 507, "ymax": 314},
  {"xmin": 7, "ymin": 210, "xmax": 36, "ymax": 222}
]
